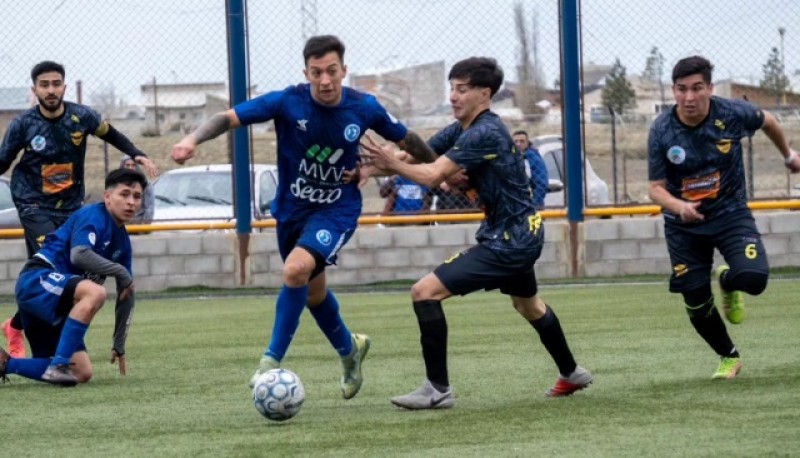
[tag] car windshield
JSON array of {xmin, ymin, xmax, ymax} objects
[
  {"xmin": 154, "ymin": 172, "xmax": 233, "ymax": 207},
  {"xmin": 542, "ymin": 149, "xmax": 564, "ymax": 181}
]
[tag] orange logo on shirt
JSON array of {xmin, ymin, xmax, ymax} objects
[
  {"xmin": 70, "ymin": 131, "xmax": 84, "ymax": 146},
  {"xmin": 716, "ymin": 139, "xmax": 732, "ymax": 154},
  {"xmin": 681, "ymin": 171, "xmax": 720, "ymax": 201},
  {"xmin": 41, "ymin": 163, "xmax": 74, "ymax": 194}
]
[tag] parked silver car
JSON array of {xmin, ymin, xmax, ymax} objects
[
  {"xmin": 0, "ymin": 177, "xmax": 21, "ymax": 229},
  {"xmin": 152, "ymin": 164, "xmax": 278, "ymax": 223},
  {"xmin": 531, "ymin": 135, "xmax": 611, "ymax": 207}
]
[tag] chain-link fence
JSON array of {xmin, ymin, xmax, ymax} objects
[{"xmin": 1, "ymin": 0, "xmax": 798, "ymax": 227}]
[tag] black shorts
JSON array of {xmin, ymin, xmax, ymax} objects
[
  {"xmin": 434, "ymin": 243, "xmax": 541, "ymax": 298},
  {"xmin": 665, "ymin": 210, "xmax": 769, "ymax": 293},
  {"xmin": 18, "ymin": 208, "xmax": 70, "ymax": 258}
]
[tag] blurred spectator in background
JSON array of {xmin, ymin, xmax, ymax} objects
[
  {"xmin": 380, "ymin": 174, "xmax": 432, "ymax": 215},
  {"xmin": 513, "ymin": 130, "xmax": 548, "ymax": 210},
  {"xmin": 120, "ymin": 155, "xmax": 154, "ymax": 224}
]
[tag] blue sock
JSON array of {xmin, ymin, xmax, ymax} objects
[
  {"xmin": 265, "ymin": 284, "xmax": 308, "ymax": 361},
  {"xmin": 309, "ymin": 290, "xmax": 353, "ymax": 356},
  {"xmin": 51, "ymin": 317, "xmax": 89, "ymax": 366},
  {"xmin": 7, "ymin": 358, "xmax": 51, "ymax": 381}
]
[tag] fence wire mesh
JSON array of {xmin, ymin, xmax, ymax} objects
[{"xmin": 0, "ymin": 0, "xmax": 798, "ymax": 225}]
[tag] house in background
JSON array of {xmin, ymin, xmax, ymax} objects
[
  {"xmin": 350, "ymin": 61, "xmax": 445, "ymax": 124},
  {"xmin": 139, "ymin": 82, "xmax": 230, "ymax": 136},
  {"xmin": 0, "ymin": 87, "xmax": 34, "ymax": 134}
]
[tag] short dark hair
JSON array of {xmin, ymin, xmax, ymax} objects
[
  {"xmin": 672, "ymin": 55, "xmax": 714, "ymax": 84},
  {"xmin": 31, "ymin": 61, "xmax": 65, "ymax": 84},
  {"xmin": 303, "ymin": 35, "xmax": 345, "ymax": 65},
  {"xmin": 512, "ymin": 130, "xmax": 529, "ymax": 137},
  {"xmin": 105, "ymin": 168, "xmax": 147, "ymax": 191},
  {"xmin": 448, "ymin": 57, "xmax": 504, "ymax": 97}
]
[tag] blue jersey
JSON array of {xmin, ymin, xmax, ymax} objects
[
  {"xmin": 648, "ymin": 96, "xmax": 763, "ymax": 223},
  {"xmin": 234, "ymin": 84, "xmax": 408, "ymax": 223},
  {"xmin": 393, "ymin": 175, "xmax": 428, "ymax": 212},
  {"xmin": 0, "ymin": 102, "xmax": 107, "ymax": 213},
  {"xmin": 35, "ymin": 202, "xmax": 132, "ymax": 280},
  {"xmin": 429, "ymin": 110, "xmax": 540, "ymax": 252},
  {"xmin": 523, "ymin": 147, "xmax": 548, "ymax": 209}
]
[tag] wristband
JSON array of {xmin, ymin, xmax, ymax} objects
[{"xmin": 785, "ymin": 151, "xmax": 797, "ymax": 165}]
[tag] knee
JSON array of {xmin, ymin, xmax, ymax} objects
[
  {"xmin": 729, "ymin": 270, "xmax": 768, "ymax": 296},
  {"xmin": 282, "ymin": 260, "xmax": 312, "ymax": 286},
  {"xmin": 410, "ymin": 281, "xmax": 427, "ymax": 302},
  {"xmin": 75, "ymin": 369, "xmax": 93, "ymax": 384},
  {"xmin": 75, "ymin": 282, "xmax": 107, "ymax": 312}
]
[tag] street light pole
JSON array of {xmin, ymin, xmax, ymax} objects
[{"xmin": 779, "ymin": 26, "xmax": 786, "ymax": 107}]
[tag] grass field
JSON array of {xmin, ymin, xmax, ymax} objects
[{"xmin": 2, "ymin": 281, "xmax": 800, "ymax": 458}]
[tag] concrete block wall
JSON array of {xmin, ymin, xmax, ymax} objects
[{"xmin": 2, "ymin": 211, "xmax": 800, "ymax": 294}]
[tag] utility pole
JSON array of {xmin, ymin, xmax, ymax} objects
[
  {"xmin": 300, "ymin": 0, "xmax": 318, "ymax": 40},
  {"xmin": 779, "ymin": 26, "xmax": 786, "ymax": 107}
]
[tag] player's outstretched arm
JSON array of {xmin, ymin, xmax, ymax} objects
[
  {"xmin": 171, "ymin": 110, "xmax": 241, "ymax": 164},
  {"xmin": 397, "ymin": 131, "xmax": 438, "ymax": 164},
  {"xmin": 111, "ymin": 288, "xmax": 135, "ymax": 376}
]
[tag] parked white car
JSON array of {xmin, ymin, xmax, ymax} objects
[
  {"xmin": 0, "ymin": 177, "xmax": 21, "ymax": 229},
  {"xmin": 152, "ymin": 164, "xmax": 278, "ymax": 223},
  {"xmin": 531, "ymin": 135, "xmax": 611, "ymax": 207}
]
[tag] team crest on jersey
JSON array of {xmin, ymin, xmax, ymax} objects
[
  {"xmin": 716, "ymin": 139, "xmax": 732, "ymax": 154},
  {"xmin": 70, "ymin": 131, "xmax": 84, "ymax": 146},
  {"xmin": 88, "ymin": 232, "xmax": 96, "ymax": 246},
  {"xmin": 315, "ymin": 229, "xmax": 333, "ymax": 246},
  {"xmin": 31, "ymin": 135, "xmax": 46, "ymax": 151},
  {"xmin": 673, "ymin": 263, "xmax": 688, "ymax": 277},
  {"xmin": 343, "ymin": 124, "xmax": 360, "ymax": 142},
  {"xmin": 667, "ymin": 146, "xmax": 686, "ymax": 164}
]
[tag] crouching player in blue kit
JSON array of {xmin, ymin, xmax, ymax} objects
[
  {"xmin": 171, "ymin": 35, "xmax": 438, "ymax": 399},
  {"xmin": 0, "ymin": 168, "xmax": 146, "ymax": 386},
  {"xmin": 361, "ymin": 57, "xmax": 592, "ymax": 409}
]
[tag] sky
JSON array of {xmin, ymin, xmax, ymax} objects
[{"xmin": 0, "ymin": 0, "xmax": 798, "ymax": 106}]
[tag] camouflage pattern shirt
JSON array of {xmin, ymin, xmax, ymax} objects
[{"xmin": 0, "ymin": 102, "xmax": 108, "ymax": 213}]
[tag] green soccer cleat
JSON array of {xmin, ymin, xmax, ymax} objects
[
  {"xmin": 712, "ymin": 356, "xmax": 742, "ymax": 380},
  {"xmin": 340, "ymin": 333, "xmax": 371, "ymax": 400},
  {"xmin": 248, "ymin": 355, "xmax": 279, "ymax": 388},
  {"xmin": 715, "ymin": 265, "xmax": 744, "ymax": 324}
]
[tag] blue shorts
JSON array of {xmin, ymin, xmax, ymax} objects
[
  {"xmin": 277, "ymin": 211, "xmax": 356, "ymax": 276},
  {"xmin": 16, "ymin": 265, "xmax": 84, "ymax": 358}
]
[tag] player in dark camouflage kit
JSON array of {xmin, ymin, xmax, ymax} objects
[
  {"xmin": 648, "ymin": 55, "xmax": 800, "ymax": 380},
  {"xmin": 0, "ymin": 61, "xmax": 157, "ymax": 357},
  {"xmin": 362, "ymin": 57, "xmax": 592, "ymax": 409}
]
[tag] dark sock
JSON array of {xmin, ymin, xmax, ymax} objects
[
  {"xmin": 413, "ymin": 300, "xmax": 449, "ymax": 388},
  {"xmin": 689, "ymin": 302, "xmax": 739, "ymax": 358},
  {"xmin": 530, "ymin": 305, "xmax": 577, "ymax": 377}
]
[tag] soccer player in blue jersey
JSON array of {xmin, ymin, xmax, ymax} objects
[
  {"xmin": 361, "ymin": 57, "xmax": 592, "ymax": 409},
  {"xmin": 170, "ymin": 35, "xmax": 438, "ymax": 399},
  {"xmin": 513, "ymin": 130, "xmax": 549, "ymax": 209},
  {"xmin": 0, "ymin": 168, "xmax": 146, "ymax": 385},
  {"xmin": 648, "ymin": 56, "xmax": 800, "ymax": 380},
  {"xmin": 0, "ymin": 61, "xmax": 158, "ymax": 359}
]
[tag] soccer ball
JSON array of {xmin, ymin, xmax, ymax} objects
[{"xmin": 252, "ymin": 368, "xmax": 305, "ymax": 421}]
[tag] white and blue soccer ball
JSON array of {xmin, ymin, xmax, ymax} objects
[{"xmin": 252, "ymin": 368, "xmax": 305, "ymax": 421}]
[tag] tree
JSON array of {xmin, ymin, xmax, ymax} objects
[
  {"xmin": 601, "ymin": 58, "xmax": 637, "ymax": 116},
  {"xmin": 89, "ymin": 83, "xmax": 117, "ymax": 118},
  {"xmin": 642, "ymin": 46, "xmax": 666, "ymax": 105},
  {"xmin": 760, "ymin": 46, "xmax": 791, "ymax": 107},
  {"xmin": 513, "ymin": 1, "xmax": 546, "ymax": 115}
]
